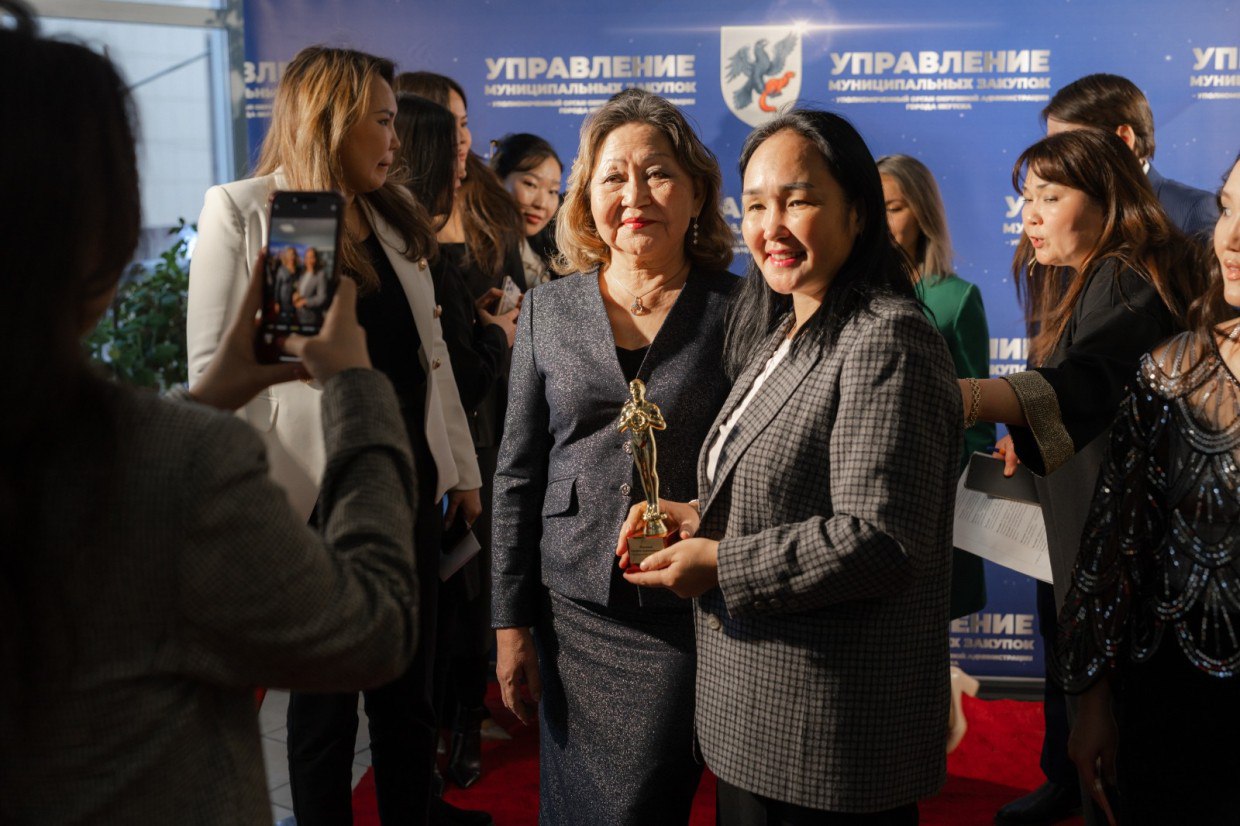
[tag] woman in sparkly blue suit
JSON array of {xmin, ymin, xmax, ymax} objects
[{"xmin": 491, "ymin": 89, "xmax": 735, "ymax": 826}]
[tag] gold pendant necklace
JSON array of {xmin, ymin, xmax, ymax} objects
[
  {"xmin": 613, "ymin": 262, "xmax": 690, "ymax": 316},
  {"xmin": 616, "ymin": 282, "xmax": 658, "ymax": 315}
]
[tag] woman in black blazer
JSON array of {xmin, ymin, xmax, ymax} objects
[
  {"xmin": 491, "ymin": 89, "xmax": 735, "ymax": 825},
  {"xmin": 965, "ymin": 130, "xmax": 1206, "ymax": 825}
]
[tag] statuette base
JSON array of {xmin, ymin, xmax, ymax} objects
[{"xmin": 627, "ymin": 531, "xmax": 672, "ymax": 565}]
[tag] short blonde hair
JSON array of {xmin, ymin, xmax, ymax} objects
[
  {"xmin": 555, "ymin": 89, "xmax": 732, "ymax": 274},
  {"xmin": 255, "ymin": 46, "xmax": 432, "ymax": 291},
  {"xmin": 876, "ymin": 154, "xmax": 954, "ymax": 280}
]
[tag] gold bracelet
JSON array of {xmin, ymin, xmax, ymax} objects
[{"xmin": 963, "ymin": 378, "xmax": 982, "ymax": 429}]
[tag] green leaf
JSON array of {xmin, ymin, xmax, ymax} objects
[{"xmin": 86, "ymin": 220, "xmax": 191, "ymax": 389}]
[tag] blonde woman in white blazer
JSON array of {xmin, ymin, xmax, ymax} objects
[
  {"xmin": 188, "ymin": 172, "xmax": 479, "ymax": 517},
  {"xmin": 187, "ymin": 47, "xmax": 482, "ymax": 826}
]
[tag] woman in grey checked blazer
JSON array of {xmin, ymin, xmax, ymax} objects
[
  {"xmin": 0, "ymin": 11, "xmax": 419, "ymax": 823},
  {"xmin": 621, "ymin": 111, "xmax": 961, "ymax": 824}
]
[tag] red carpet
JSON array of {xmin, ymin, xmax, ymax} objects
[{"xmin": 352, "ymin": 689, "xmax": 1085, "ymax": 825}]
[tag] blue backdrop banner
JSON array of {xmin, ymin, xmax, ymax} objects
[{"xmin": 241, "ymin": 0, "xmax": 1239, "ymax": 678}]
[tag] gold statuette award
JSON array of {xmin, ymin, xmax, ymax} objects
[{"xmin": 618, "ymin": 378, "xmax": 672, "ymax": 564}]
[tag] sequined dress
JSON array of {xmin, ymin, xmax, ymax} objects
[{"xmin": 1054, "ymin": 331, "xmax": 1240, "ymax": 690}]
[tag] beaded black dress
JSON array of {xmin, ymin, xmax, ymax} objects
[{"xmin": 1053, "ymin": 329, "xmax": 1240, "ymax": 824}]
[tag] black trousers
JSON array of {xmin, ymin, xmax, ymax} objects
[
  {"xmin": 288, "ymin": 446, "xmax": 441, "ymax": 826},
  {"xmin": 717, "ymin": 779, "xmax": 918, "ymax": 826},
  {"xmin": 1035, "ymin": 581, "xmax": 1077, "ymax": 788},
  {"xmin": 1114, "ymin": 643, "xmax": 1240, "ymax": 825},
  {"xmin": 1036, "ymin": 582, "xmax": 1107, "ymax": 826},
  {"xmin": 434, "ymin": 444, "xmax": 497, "ymax": 719}
]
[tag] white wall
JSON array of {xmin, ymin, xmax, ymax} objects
[{"xmin": 43, "ymin": 17, "xmax": 218, "ymax": 232}]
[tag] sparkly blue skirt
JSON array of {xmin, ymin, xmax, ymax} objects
[{"xmin": 533, "ymin": 588, "xmax": 701, "ymax": 825}]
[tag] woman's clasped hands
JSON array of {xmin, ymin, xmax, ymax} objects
[{"xmin": 614, "ymin": 499, "xmax": 720, "ymax": 598}]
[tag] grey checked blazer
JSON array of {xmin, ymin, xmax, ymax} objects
[
  {"xmin": 694, "ymin": 295, "xmax": 961, "ymax": 812},
  {"xmin": 1, "ymin": 370, "xmax": 417, "ymax": 825},
  {"xmin": 492, "ymin": 268, "xmax": 733, "ymax": 626}
]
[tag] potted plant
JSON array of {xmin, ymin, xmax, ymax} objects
[{"xmin": 87, "ymin": 221, "xmax": 192, "ymax": 391}]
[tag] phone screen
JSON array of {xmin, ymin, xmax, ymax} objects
[
  {"xmin": 260, "ymin": 191, "xmax": 343, "ymax": 363},
  {"xmin": 496, "ymin": 274, "xmax": 523, "ymax": 315}
]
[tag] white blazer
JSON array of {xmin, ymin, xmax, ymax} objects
[{"xmin": 187, "ymin": 172, "xmax": 481, "ymax": 520}]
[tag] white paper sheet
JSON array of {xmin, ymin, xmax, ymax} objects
[
  {"xmin": 439, "ymin": 530, "xmax": 482, "ymax": 582},
  {"xmin": 952, "ymin": 471, "xmax": 1052, "ymax": 583}
]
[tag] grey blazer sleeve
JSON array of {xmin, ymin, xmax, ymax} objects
[
  {"xmin": 173, "ymin": 368, "xmax": 419, "ymax": 691},
  {"xmin": 716, "ymin": 310, "xmax": 961, "ymax": 618},
  {"xmin": 491, "ymin": 286, "xmax": 552, "ymax": 628}
]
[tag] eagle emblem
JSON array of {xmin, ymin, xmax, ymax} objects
[{"xmin": 720, "ymin": 27, "xmax": 803, "ymax": 126}]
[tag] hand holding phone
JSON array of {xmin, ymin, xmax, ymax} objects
[
  {"xmin": 283, "ymin": 277, "xmax": 371, "ymax": 381},
  {"xmin": 258, "ymin": 191, "xmax": 344, "ymax": 363},
  {"xmin": 475, "ymin": 288, "xmax": 519, "ymax": 347},
  {"xmin": 190, "ymin": 251, "xmax": 302, "ymax": 410},
  {"xmin": 495, "ymin": 274, "xmax": 523, "ymax": 315}
]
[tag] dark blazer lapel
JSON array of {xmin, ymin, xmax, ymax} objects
[
  {"xmin": 637, "ymin": 269, "xmax": 706, "ymax": 392},
  {"xmin": 574, "ymin": 269, "xmax": 631, "ymax": 393},
  {"xmin": 699, "ymin": 327, "xmax": 821, "ymax": 514},
  {"xmin": 1146, "ymin": 164, "xmax": 1165, "ymax": 197},
  {"xmin": 585, "ymin": 266, "xmax": 713, "ymax": 398}
]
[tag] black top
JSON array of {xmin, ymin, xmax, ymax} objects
[
  {"xmin": 354, "ymin": 232, "xmax": 427, "ymax": 434},
  {"xmin": 491, "ymin": 267, "xmax": 736, "ymax": 623},
  {"xmin": 439, "ymin": 241, "xmax": 526, "ymax": 300},
  {"xmin": 1009, "ymin": 259, "xmax": 1177, "ymax": 475},
  {"xmin": 1054, "ymin": 332, "xmax": 1240, "ymax": 691},
  {"xmin": 616, "ymin": 346, "xmax": 649, "ymax": 383},
  {"xmin": 439, "ymin": 241, "xmax": 526, "ymax": 448},
  {"xmin": 431, "ymin": 252, "xmax": 506, "ymax": 416}
]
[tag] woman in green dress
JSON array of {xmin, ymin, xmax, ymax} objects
[{"xmin": 879, "ymin": 153, "xmax": 993, "ymax": 751}]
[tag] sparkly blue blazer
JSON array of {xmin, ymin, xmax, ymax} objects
[{"xmin": 491, "ymin": 268, "xmax": 734, "ymax": 626}]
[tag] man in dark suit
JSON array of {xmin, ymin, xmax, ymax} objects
[
  {"xmin": 996, "ymin": 72, "xmax": 1219, "ymax": 826},
  {"xmin": 1043, "ymin": 73, "xmax": 1218, "ymax": 236}
]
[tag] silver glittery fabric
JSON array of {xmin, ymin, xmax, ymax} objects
[
  {"xmin": 491, "ymin": 269, "xmax": 735, "ymax": 823},
  {"xmin": 1054, "ymin": 331, "xmax": 1240, "ymax": 692},
  {"xmin": 534, "ymin": 591, "xmax": 701, "ymax": 826},
  {"xmin": 492, "ymin": 269, "xmax": 735, "ymax": 625}
]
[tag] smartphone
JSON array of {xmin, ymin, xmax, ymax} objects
[
  {"xmin": 964, "ymin": 451, "xmax": 1040, "ymax": 506},
  {"xmin": 495, "ymin": 274, "xmax": 523, "ymax": 315},
  {"xmin": 258, "ymin": 190, "xmax": 344, "ymax": 363}
]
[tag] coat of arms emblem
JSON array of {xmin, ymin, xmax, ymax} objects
[{"xmin": 721, "ymin": 27, "xmax": 803, "ymax": 126}]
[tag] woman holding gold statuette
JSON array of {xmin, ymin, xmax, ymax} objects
[
  {"xmin": 620, "ymin": 110, "xmax": 960, "ymax": 825},
  {"xmin": 492, "ymin": 89, "xmax": 736, "ymax": 825}
]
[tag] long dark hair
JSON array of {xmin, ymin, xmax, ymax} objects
[
  {"xmin": 394, "ymin": 93, "xmax": 457, "ymax": 234},
  {"xmin": 1, "ymin": 0, "xmax": 138, "ymax": 713},
  {"xmin": 1012, "ymin": 130, "xmax": 1207, "ymax": 365},
  {"xmin": 490, "ymin": 132, "xmax": 561, "ymax": 180},
  {"xmin": 1189, "ymin": 154, "xmax": 1240, "ymax": 350},
  {"xmin": 395, "ymin": 71, "xmax": 525, "ymax": 278},
  {"xmin": 490, "ymin": 132, "xmax": 563, "ymax": 260},
  {"xmin": 1042, "ymin": 74, "xmax": 1156, "ymax": 160},
  {"xmin": 724, "ymin": 110, "xmax": 916, "ymax": 378}
]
